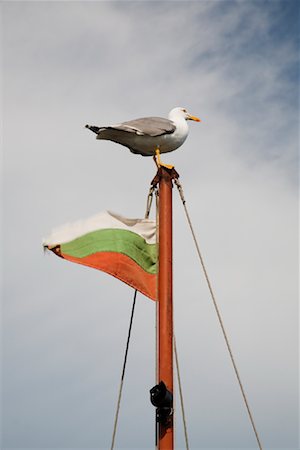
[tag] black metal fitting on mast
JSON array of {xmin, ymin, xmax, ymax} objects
[{"xmin": 150, "ymin": 381, "xmax": 173, "ymax": 427}]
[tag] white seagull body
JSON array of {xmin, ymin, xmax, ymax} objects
[{"xmin": 85, "ymin": 107, "xmax": 200, "ymax": 157}]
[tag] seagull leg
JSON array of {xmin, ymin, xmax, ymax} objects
[
  {"xmin": 154, "ymin": 148, "xmax": 174, "ymax": 169},
  {"xmin": 153, "ymin": 154, "xmax": 159, "ymax": 168}
]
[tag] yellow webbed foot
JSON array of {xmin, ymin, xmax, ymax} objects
[{"xmin": 154, "ymin": 148, "xmax": 174, "ymax": 169}]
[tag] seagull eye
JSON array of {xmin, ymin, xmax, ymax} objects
[{"xmin": 182, "ymin": 108, "xmax": 187, "ymax": 113}]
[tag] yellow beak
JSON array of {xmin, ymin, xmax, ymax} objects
[{"xmin": 187, "ymin": 114, "xmax": 201, "ymax": 122}]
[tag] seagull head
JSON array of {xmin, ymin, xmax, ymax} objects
[{"xmin": 169, "ymin": 107, "xmax": 201, "ymax": 122}]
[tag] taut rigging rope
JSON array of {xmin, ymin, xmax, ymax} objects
[
  {"xmin": 110, "ymin": 290, "xmax": 137, "ymax": 450},
  {"xmin": 109, "ymin": 185, "xmax": 157, "ymax": 450},
  {"xmin": 174, "ymin": 336, "xmax": 190, "ymax": 450},
  {"xmin": 174, "ymin": 178, "xmax": 263, "ymax": 450}
]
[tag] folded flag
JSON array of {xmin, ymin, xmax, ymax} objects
[{"xmin": 43, "ymin": 211, "xmax": 157, "ymax": 300}]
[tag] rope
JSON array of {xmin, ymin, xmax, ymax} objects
[
  {"xmin": 110, "ymin": 290, "xmax": 137, "ymax": 450},
  {"xmin": 174, "ymin": 336, "xmax": 190, "ymax": 450},
  {"xmin": 110, "ymin": 185, "xmax": 156, "ymax": 450},
  {"xmin": 145, "ymin": 185, "xmax": 155, "ymax": 219},
  {"xmin": 174, "ymin": 178, "xmax": 263, "ymax": 450}
]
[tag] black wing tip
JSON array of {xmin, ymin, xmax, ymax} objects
[{"xmin": 85, "ymin": 125, "xmax": 100, "ymax": 134}]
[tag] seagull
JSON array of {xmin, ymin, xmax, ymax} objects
[{"xmin": 85, "ymin": 107, "xmax": 201, "ymax": 168}]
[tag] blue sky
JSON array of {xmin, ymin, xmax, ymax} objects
[{"xmin": 1, "ymin": 1, "xmax": 299, "ymax": 449}]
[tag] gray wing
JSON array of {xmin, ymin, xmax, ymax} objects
[
  {"xmin": 85, "ymin": 116, "xmax": 176, "ymax": 156},
  {"xmin": 113, "ymin": 116, "xmax": 176, "ymax": 137}
]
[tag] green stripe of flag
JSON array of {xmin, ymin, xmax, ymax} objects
[{"xmin": 61, "ymin": 228, "xmax": 157, "ymax": 274}]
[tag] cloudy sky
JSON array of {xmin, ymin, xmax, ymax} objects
[{"xmin": 2, "ymin": 1, "xmax": 299, "ymax": 449}]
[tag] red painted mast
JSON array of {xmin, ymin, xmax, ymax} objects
[
  {"xmin": 151, "ymin": 166, "xmax": 179, "ymax": 450},
  {"xmin": 158, "ymin": 167, "xmax": 174, "ymax": 449}
]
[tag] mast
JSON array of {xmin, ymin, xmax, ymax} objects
[
  {"xmin": 150, "ymin": 166, "xmax": 179, "ymax": 450},
  {"xmin": 158, "ymin": 166, "xmax": 174, "ymax": 450}
]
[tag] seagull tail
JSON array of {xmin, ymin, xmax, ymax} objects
[{"xmin": 85, "ymin": 124, "xmax": 100, "ymax": 134}]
